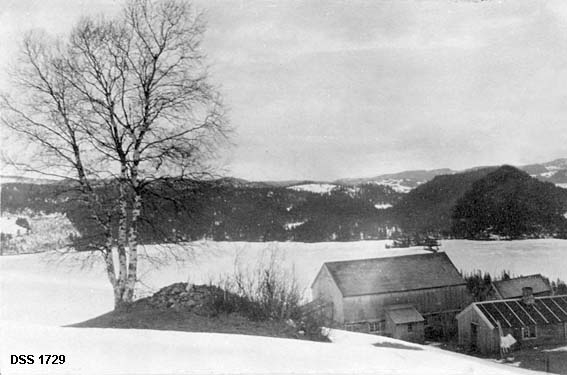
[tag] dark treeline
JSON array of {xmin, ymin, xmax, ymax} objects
[
  {"xmin": 3, "ymin": 165, "xmax": 567, "ymax": 245},
  {"xmin": 0, "ymin": 181, "xmax": 402, "ymax": 246}
]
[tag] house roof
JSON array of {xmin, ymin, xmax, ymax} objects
[
  {"xmin": 322, "ymin": 252, "xmax": 465, "ymax": 297},
  {"xmin": 492, "ymin": 274, "xmax": 551, "ymax": 299},
  {"xmin": 472, "ymin": 295, "xmax": 567, "ymax": 329},
  {"xmin": 386, "ymin": 305, "xmax": 425, "ymax": 324}
]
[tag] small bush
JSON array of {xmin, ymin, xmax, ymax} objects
[
  {"xmin": 204, "ymin": 246, "xmax": 332, "ymax": 341},
  {"xmin": 210, "ymin": 247, "xmax": 302, "ymax": 321}
]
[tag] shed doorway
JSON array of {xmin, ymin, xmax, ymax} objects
[{"xmin": 471, "ymin": 323, "xmax": 478, "ymax": 351}]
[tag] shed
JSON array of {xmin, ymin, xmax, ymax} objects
[
  {"xmin": 311, "ymin": 252, "xmax": 472, "ymax": 340},
  {"xmin": 385, "ymin": 305, "xmax": 425, "ymax": 343},
  {"xmin": 490, "ymin": 274, "xmax": 552, "ymax": 300},
  {"xmin": 456, "ymin": 291, "xmax": 567, "ymax": 355}
]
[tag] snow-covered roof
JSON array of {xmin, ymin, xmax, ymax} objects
[
  {"xmin": 386, "ymin": 305, "xmax": 425, "ymax": 324},
  {"xmin": 321, "ymin": 252, "xmax": 466, "ymax": 297},
  {"xmin": 492, "ymin": 274, "xmax": 552, "ymax": 299}
]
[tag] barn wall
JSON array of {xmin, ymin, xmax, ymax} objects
[
  {"xmin": 458, "ymin": 308, "xmax": 567, "ymax": 355},
  {"xmin": 515, "ymin": 323, "xmax": 567, "ymax": 348},
  {"xmin": 478, "ymin": 324, "xmax": 567, "ymax": 355},
  {"xmin": 343, "ymin": 285, "xmax": 471, "ymax": 323},
  {"xmin": 311, "ymin": 266, "xmax": 344, "ymax": 323}
]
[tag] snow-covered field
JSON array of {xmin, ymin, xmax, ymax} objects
[
  {"xmin": 0, "ymin": 321, "xmax": 541, "ymax": 375},
  {"xmin": 287, "ymin": 183, "xmax": 359, "ymax": 195},
  {"xmin": 1, "ymin": 239, "xmax": 565, "ymax": 374}
]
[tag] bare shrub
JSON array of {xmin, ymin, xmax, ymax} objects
[{"xmin": 209, "ymin": 247, "xmax": 302, "ymax": 321}]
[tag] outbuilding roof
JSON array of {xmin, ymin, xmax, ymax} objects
[
  {"xmin": 492, "ymin": 274, "xmax": 552, "ymax": 299},
  {"xmin": 386, "ymin": 305, "xmax": 425, "ymax": 324},
  {"xmin": 321, "ymin": 252, "xmax": 465, "ymax": 297},
  {"xmin": 471, "ymin": 295, "xmax": 567, "ymax": 329}
]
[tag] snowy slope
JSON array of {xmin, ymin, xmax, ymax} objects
[
  {"xmin": 1, "ymin": 241, "xmax": 564, "ymax": 374},
  {"xmin": 0, "ymin": 322, "xmax": 541, "ymax": 375}
]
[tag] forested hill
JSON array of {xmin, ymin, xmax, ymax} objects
[
  {"xmin": 0, "ymin": 180, "xmax": 403, "ymax": 244},
  {"xmin": 451, "ymin": 166, "xmax": 567, "ymax": 239},
  {"xmin": 391, "ymin": 167, "xmax": 497, "ymax": 236},
  {"xmin": 393, "ymin": 166, "xmax": 567, "ymax": 239},
  {"xmin": 2, "ymin": 165, "xmax": 567, "ymax": 244}
]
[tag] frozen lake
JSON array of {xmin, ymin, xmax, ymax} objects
[
  {"xmin": 1, "ymin": 239, "xmax": 566, "ymax": 326},
  {"xmin": 442, "ymin": 239, "xmax": 567, "ymax": 281}
]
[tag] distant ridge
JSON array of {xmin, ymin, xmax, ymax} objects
[
  {"xmin": 0, "ymin": 175, "xmax": 61, "ymax": 185},
  {"xmin": 2, "ymin": 158, "xmax": 566, "ymax": 192}
]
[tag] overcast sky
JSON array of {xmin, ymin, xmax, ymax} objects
[{"xmin": 1, "ymin": 0, "xmax": 567, "ymax": 181}]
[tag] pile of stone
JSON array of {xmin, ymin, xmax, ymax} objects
[{"xmin": 137, "ymin": 282, "xmax": 229, "ymax": 316}]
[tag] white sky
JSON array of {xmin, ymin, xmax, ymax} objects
[{"xmin": 1, "ymin": 0, "xmax": 567, "ymax": 181}]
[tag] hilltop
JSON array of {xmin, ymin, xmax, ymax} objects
[{"xmin": 393, "ymin": 166, "xmax": 567, "ymax": 239}]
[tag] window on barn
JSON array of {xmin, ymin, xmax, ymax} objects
[
  {"xmin": 407, "ymin": 323, "xmax": 413, "ymax": 332},
  {"xmin": 522, "ymin": 326, "xmax": 537, "ymax": 339},
  {"xmin": 368, "ymin": 320, "xmax": 385, "ymax": 334}
]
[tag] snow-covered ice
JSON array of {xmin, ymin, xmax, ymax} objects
[{"xmin": 374, "ymin": 203, "xmax": 393, "ymax": 209}]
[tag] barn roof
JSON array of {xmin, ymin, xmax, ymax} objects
[
  {"xmin": 386, "ymin": 305, "xmax": 425, "ymax": 324},
  {"xmin": 322, "ymin": 252, "xmax": 465, "ymax": 297},
  {"xmin": 492, "ymin": 274, "xmax": 552, "ymax": 299},
  {"xmin": 473, "ymin": 295, "xmax": 567, "ymax": 329}
]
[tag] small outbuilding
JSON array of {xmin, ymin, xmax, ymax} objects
[
  {"xmin": 385, "ymin": 305, "xmax": 425, "ymax": 343},
  {"xmin": 489, "ymin": 274, "xmax": 552, "ymax": 300},
  {"xmin": 456, "ymin": 288, "xmax": 567, "ymax": 355}
]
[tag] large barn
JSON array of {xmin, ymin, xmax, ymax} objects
[
  {"xmin": 456, "ymin": 289, "xmax": 567, "ymax": 354},
  {"xmin": 311, "ymin": 252, "xmax": 472, "ymax": 342}
]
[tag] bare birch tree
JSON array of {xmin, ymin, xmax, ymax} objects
[{"xmin": 1, "ymin": 0, "xmax": 227, "ymax": 309}]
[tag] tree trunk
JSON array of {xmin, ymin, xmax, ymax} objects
[
  {"xmin": 124, "ymin": 191, "xmax": 141, "ymax": 303},
  {"xmin": 112, "ymin": 165, "xmax": 131, "ymax": 310}
]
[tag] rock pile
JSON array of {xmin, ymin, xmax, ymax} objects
[{"xmin": 136, "ymin": 282, "xmax": 228, "ymax": 316}]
